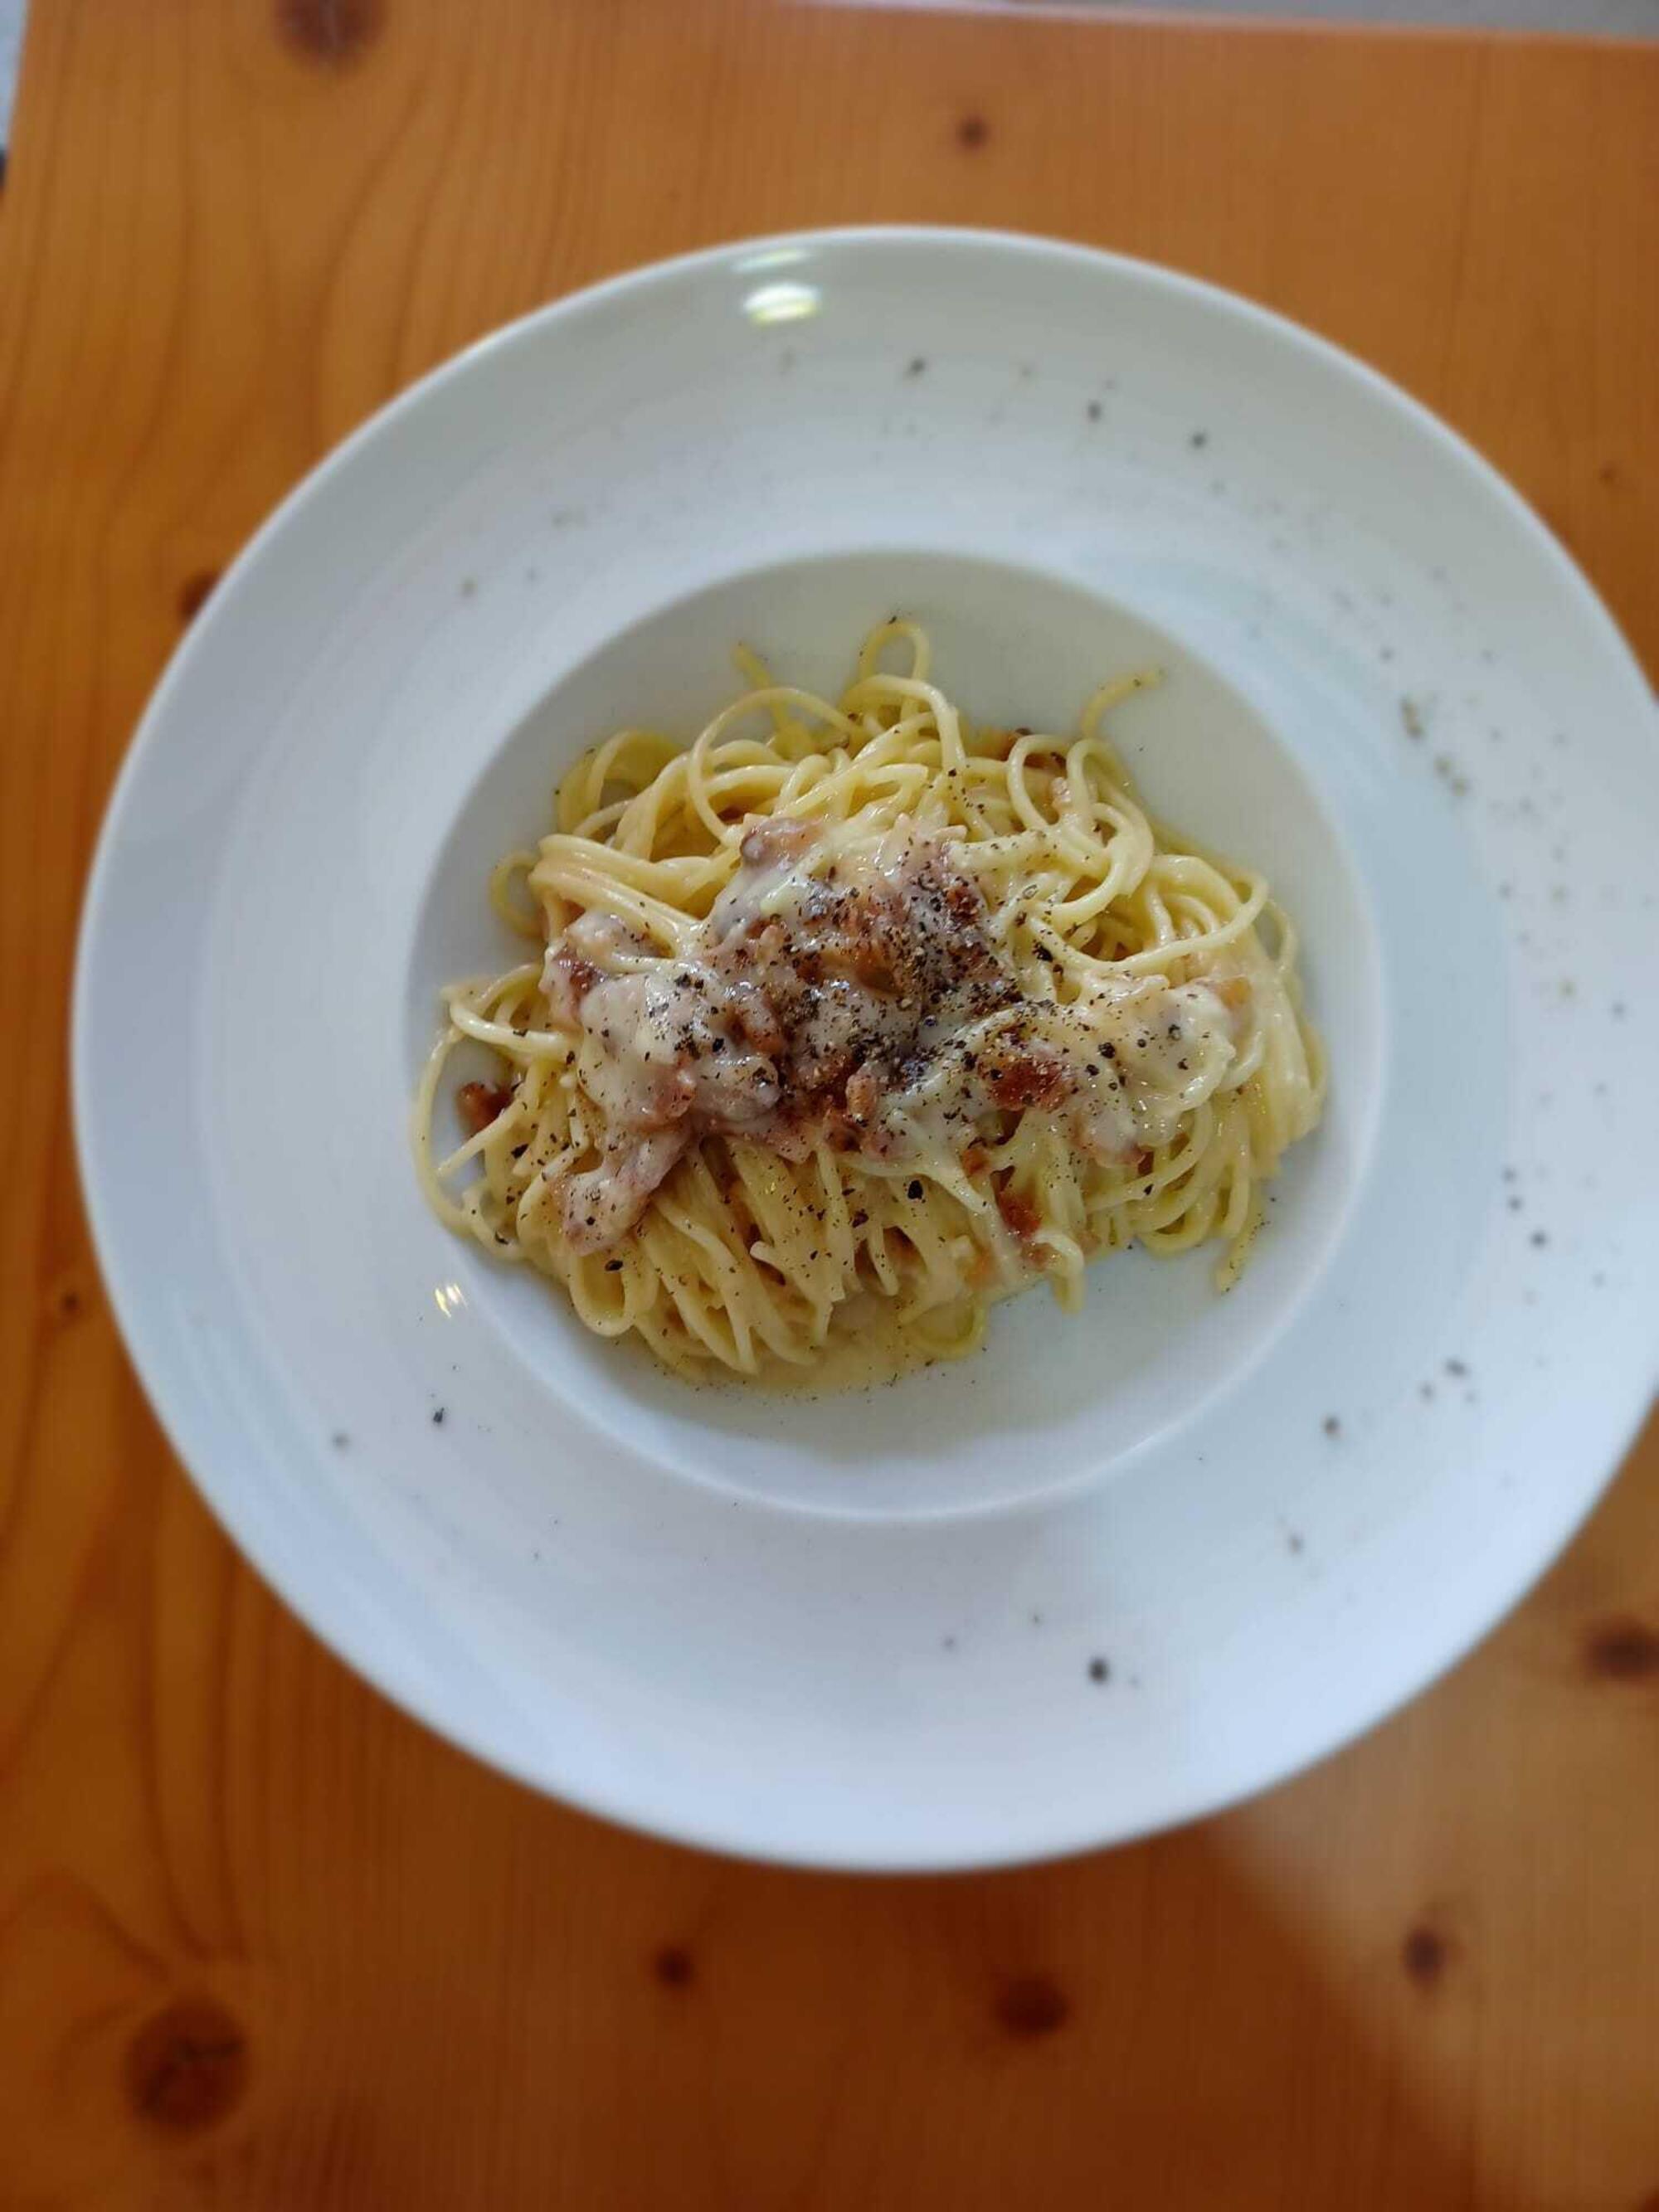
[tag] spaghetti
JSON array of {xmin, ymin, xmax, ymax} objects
[{"xmin": 415, "ymin": 623, "xmax": 1324, "ymax": 1383}]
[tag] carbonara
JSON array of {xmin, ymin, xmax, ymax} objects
[{"xmin": 415, "ymin": 623, "xmax": 1324, "ymax": 1383}]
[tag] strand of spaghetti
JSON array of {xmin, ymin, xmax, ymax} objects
[
  {"xmin": 445, "ymin": 999, "xmax": 573, "ymax": 1057},
  {"xmin": 854, "ymin": 618, "xmax": 932, "ymax": 686},
  {"xmin": 528, "ymin": 857, "xmax": 702, "ymax": 947},
  {"xmin": 557, "ymin": 729, "xmax": 681, "ymax": 829},
  {"xmin": 1107, "ymin": 875, "xmax": 1270, "ymax": 970},
  {"xmin": 841, "ymin": 673, "xmax": 968, "ymax": 775},
  {"xmin": 684, "ymin": 688, "xmax": 865, "ymax": 839}
]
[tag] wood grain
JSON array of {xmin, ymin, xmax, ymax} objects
[{"xmin": 2, "ymin": 2, "xmax": 1657, "ymax": 2205}]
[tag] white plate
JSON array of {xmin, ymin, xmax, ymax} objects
[{"xmin": 75, "ymin": 230, "xmax": 1659, "ymax": 1869}]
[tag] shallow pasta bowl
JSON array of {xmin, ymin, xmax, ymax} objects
[{"xmin": 74, "ymin": 228, "xmax": 1659, "ymax": 1869}]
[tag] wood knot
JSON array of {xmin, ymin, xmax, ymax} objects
[
  {"xmin": 993, "ymin": 1974, "xmax": 1068, "ymax": 2038},
  {"xmin": 1584, "ymin": 1617, "xmax": 1659, "ymax": 1682},
  {"xmin": 1400, "ymin": 1923, "xmax": 1450, "ymax": 1989},
  {"xmin": 126, "ymin": 1996, "xmax": 248, "ymax": 2130},
  {"xmin": 651, "ymin": 1943, "xmax": 694, "ymax": 1989},
  {"xmin": 276, "ymin": 0, "xmax": 383, "ymax": 66},
  {"xmin": 956, "ymin": 113, "xmax": 990, "ymax": 150},
  {"xmin": 177, "ymin": 569, "xmax": 221, "ymax": 625}
]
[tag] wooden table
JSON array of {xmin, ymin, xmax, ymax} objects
[{"xmin": 2, "ymin": 3, "xmax": 1657, "ymax": 2205}]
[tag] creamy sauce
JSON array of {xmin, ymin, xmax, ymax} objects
[{"xmin": 543, "ymin": 819, "xmax": 1240, "ymax": 1252}]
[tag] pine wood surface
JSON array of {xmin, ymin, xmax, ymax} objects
[{"xmin": 2, "ymin": 3, "xmax": 1656, "ymax": 2205}]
